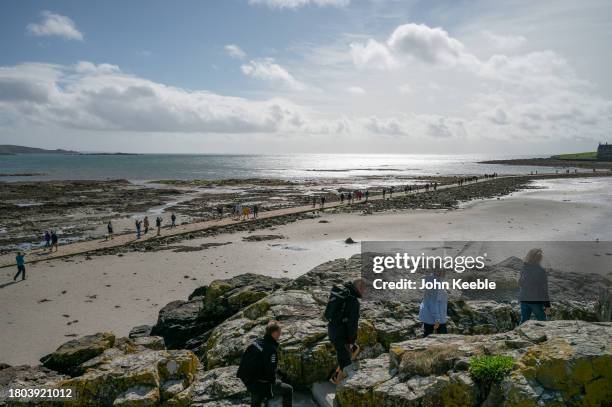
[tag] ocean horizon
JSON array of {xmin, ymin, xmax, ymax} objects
[{"xmin": 0, "ymin": 153, "xmax": 569, "ymax": 182}]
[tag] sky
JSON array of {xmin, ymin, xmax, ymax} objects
[{"xmin": 0, "ymin": 0, "xmax": 611, "ymax": 154}]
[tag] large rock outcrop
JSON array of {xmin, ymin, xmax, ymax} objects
[
  {"xmin": 337, "ymin": 320, "xmax": 612, "ymax": 406},
  {"xmin": 151, "ymin": 273, "xmax": 290, "ymax": 349},
  {"xmin": 1, "ymin": 334, "xmax": 198, "ymax": 407},
  {"xmin": 201, "ymin": 255, "xmax": 608, "ymax": 387},
  {"xmin": 39, "ymin": 332, "xmax": 116, "ymax": 376}
]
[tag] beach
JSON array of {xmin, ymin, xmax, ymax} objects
[{"xmin": 1, "ymin": 175, "xmax": 611, "ymax": 366}]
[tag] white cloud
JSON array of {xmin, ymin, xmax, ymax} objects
[
  {"xmin": 241, "ymin": 59, "xmax": 307, "ymax": 90},
  {"xmin": 351, "ymin": 23, "xmax": 480, "ymax": 71},
  {"xmin": 224, "ymin": 44, "xmax": 247, "ymax": 60},
  {"xmin": 26, "ymin": 11, "xmax": 84, "ymax": 41},
  {"xmin": 0, "ymin": 62, "xmax": 309, "ymax": 134},
  {"xmin": 387, "ymin": 23, "xmax": 466, "ymax": 65},
  {"xmin": 350, "ymin": 39, "xmax": 397, "ymax": 70},
  {"xmin": 483, "ymin": 31, "xmax": 526, "ymax": 51},
  {"xmin": 346, "ymin": 86, "xmax": 366, "ymax": 94},
  {"xmin": 398, "ymin": 83, "xmax": 412, "ymax": 94},
  {"xmin": 248, "ymin": 0, "xmax": 349, "ymax": 9}
]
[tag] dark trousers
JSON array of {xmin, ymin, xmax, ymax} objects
[
  {"xmin": 330, "ymin": 339, "xmax": 352, "ymax": 370},
  {"xmin": 250, "ymin": 382, "xmax": 293, "ymax": 407},
  {"xmin": 520, "ymin": 302, "xmax": 546, "ymax": 324},
  {"xmin": 423, "ymin": 323, "xmax": 447, "ymax": 337},
  {"xmin": 14, "ymin": 265, "xmax": 25, "ymax": 280},
  {"xmin": 328, "ymin": 324, "xmax": 353, "ymax": 370}
]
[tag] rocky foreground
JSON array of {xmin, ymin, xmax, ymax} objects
[{"xmin": 1, "ymin": 255, "xmax": 610, "ymax": 406}]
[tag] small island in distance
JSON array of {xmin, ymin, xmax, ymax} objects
[
  {"xmin": 480, "ymin": 143, "xmax": 612, "ymax": 170},
  {"xmin": 0, "ymin": 144, "xmax": 138, "ymax": 156}
]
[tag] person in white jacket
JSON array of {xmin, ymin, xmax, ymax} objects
[{"xmin": 418, "ymin": 269, "xmax": 449, "ymax": 337}]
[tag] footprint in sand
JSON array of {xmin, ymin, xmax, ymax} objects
[
  {"xmin": 61, "ymin": 290, "xmax": 67, "ymax": 295},
  {"xmin": 38, "ymin": 298, "xmax": 50, "ymax": 303},
  {"xmin": 62, "ymin": 314, "xmax": 70, "ymax": 318}
]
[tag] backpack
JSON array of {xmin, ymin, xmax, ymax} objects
[
  {"xmin": 323, "ymin": 284, "xmax": 350, "ymax": 323},
  {"xmin": 236, "ymin": 340, "xmax": 265, "ymax": 386}
]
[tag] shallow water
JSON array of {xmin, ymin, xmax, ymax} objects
[{"xmin": 0, "ymin": 153, "xmax": 580, "ymax": 181}]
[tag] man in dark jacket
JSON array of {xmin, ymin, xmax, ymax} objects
[
  {"xmin": 327, "ymin": 278, "xmax": 366, "ymax": 384},
  {"xmin": 237, "ymin": 320, "xmax": 293, "ymax": 407}
]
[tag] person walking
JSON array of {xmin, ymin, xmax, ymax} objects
[
  {"xmin": 135, "ymin": 219, "xmax": 142, "ymax": 239},
  {"xmin": 325, "ymin": 278, "xmax": 365, "ymax": 384},
  {"xmin": 418, "ymin": 269, "xmax": 449, "ymax": 337},
  {"xmin": 340, "ymin": 193, "xmax": 344, "ymax": 204},
  {"xmin": 253, "ymin": 204, "xmax": 259, "ymax": 219},
  {"xmin": 237, "ymin": 320, "xmax": 293, "ymax": 407},
  {"xmin": 217, "ymin": 205, "xmax": 224, "ymax": 220},
  {"xmin": 320, "ymin": 196, "xmax": 326, "ymax": 208},
  {"xmin": 143, "ymin": 216, "xmax": 150, "ymax": 235},
  {"xmin": 44, "ymin": 231, "xmax": 51, "ymax": 250},
  {"xmin": 365, "ymin": 190, "xmax": 369, "ymax": 202},
  {"xmin": 156, "ymin": 217, "xmax": 162, "ymax": 236},
  {"xmin": 51, "ymin": 231, "xmax": 59, "ymax": 252},
  {"xmin": 171, "ymin": 213, "xmax": 177, "ymax": 228},
  {"xmin": 519, "ymin": 248, "xmax": 551, "ymax": 324},
  {"xmin": 106, "ymin": 221, "xmax": 114, "ymax": 240},
  {"xmin": 14, "ymin": 252, "xmax": 26, "ymax": 281},
  {"xmin": 243, "ymin": 205, "xmax": 250, "ymax": 220},
  {"xmin": 312, "ymin": 196, "xmax": 317, "ymax": 208}
]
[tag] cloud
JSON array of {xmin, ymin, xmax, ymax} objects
[
  {"xmin": 483, "ymin": 31, "xmax": 526, "ymax": 51},
  {"xmin": 0, "ymin": 62, "xmax": 309, "ymax": 134},
  {"xmin": 248, "ymin": 0, "xmax": 349, "ymax": 9},
  {"xmin": 26, "ymin": 11, "xmax": 84, "ymax": 41},
  {"xmin": 224, "ymin": 44, "xmax": 247, "ymax": 60},
  {"xmin": 387, "ymin": 23, "xmax": 466, "ymax": 65},
  {"xmin": 350, "ymin": 39, "xmax": 397, "ymax": 70},
  {"xmin": 398, "ymin": 83, "xmax": 412, "ymax": 94},
  {"xmin": 346, "ymin": 86, "xmax": 366, "ymax": 94},
  {"xmin": 350, "ymin": 23, "xmax": 479, "ymax": 71},
  {"xmin": 241, "ymin": 59, "xmax": 307, "ymax": 90}
]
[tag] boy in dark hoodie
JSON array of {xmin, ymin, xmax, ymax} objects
[{"xmin": 237, "ymin": 320, "xmax": 293, "ymax": 407}]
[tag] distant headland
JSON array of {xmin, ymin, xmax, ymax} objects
[
  {"xmin": 480, "ymin": 143, "xmax": 612, "ymax": 169},
  {"xmin": 0, "ymin": 145, "xmax": 138, "ymax": 156}
]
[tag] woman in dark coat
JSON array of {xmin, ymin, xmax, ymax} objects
[{"xmin": 519, "ymin": 248, "xmax": 551, "ymax": 323}]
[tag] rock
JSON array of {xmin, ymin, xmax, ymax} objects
[
  {"xmin": 0, "ymin": 363, "xmax": 10, "ymax": 370},
  {"xmin": 62, "ymin": 348, "xmax": 199, "ymax": 406},
  {"xmin": 0, "ymin": 365, "xmax": 68, "ymax": 404},
  {"xmin": 133, "ymin": 336, "xmax": 165, "ymax": 351},
  {"xmin": 344, "ymin": 237, "xmax": 356, "ymax": 244},
  {"xmin": 311, "ymin": 381, "xmax": 336, "ymax": 407},
  {"xmin": 242, "ymin": 234, "xmax": 285, "ymax": 242},
  {"xmin": 151, "ymin": 273, "xmax": 289, "ymax": 350},
  {"xmin": 40, "ymin": 332, "xmax": 115, "ymax": 376},
  {"xmin": 203, "ymin": 255, "xmax": 609, "ymax": 390},
  {"xmin": 129, "ymin": 325, "xmax": 153, "ymax": 339},
  {"xmin": 113, "ymin": 385, "xmax": 160, "ymax": 406},
  {"xmin": 189, "ymin": 365, "xmax": 249, "ymax": 406},
  {"xmin": 336, "ymin": 320, "xmax": 611, "ymax": 406}
]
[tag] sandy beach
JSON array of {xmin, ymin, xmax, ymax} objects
[{"xmin": 1, "ymin": 176, "xmax": 611, "ymax": 365}]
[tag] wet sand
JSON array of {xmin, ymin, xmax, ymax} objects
[{"xmin": 1, "ymin": 177, "xmax": 611, "ymax": 365}]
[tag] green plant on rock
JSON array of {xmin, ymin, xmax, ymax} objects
[{"xmin": 468, "ymin": 355, "xmax": 515, "ymax": 384}]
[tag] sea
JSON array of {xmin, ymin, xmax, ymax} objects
[{"xmin": 0, "ymin": 153, "xmax": 578, "ymax": 182}]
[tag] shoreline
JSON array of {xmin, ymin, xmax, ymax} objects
[
  {"xmin": 1, "ymin": 175, "xmax": 611, "ymax": 365},
  {"xmin": 3, "ymin": 172, "xmax": 610, "ymax": 266}
]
